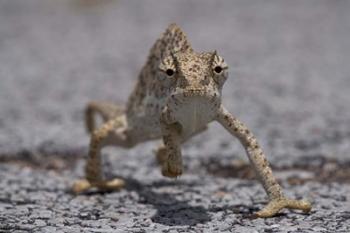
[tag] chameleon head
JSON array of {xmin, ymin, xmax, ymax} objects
[{"xmin": 158, "ymin": 50, "xmax": 229, "ymax": 133}]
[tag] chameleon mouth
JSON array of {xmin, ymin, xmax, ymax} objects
[
  {"xmin": 181, "ymin": 88, "xmax": 215, "ymax": 98},
  {"xmin": 172, "ymin": 88, "xmax": 219, "ymax": 99},
  {"xmin": 168, "ymin": 88, "xmax": 221, "ymax": 110},
  {"xmin": 182, "ymin": 89, "xmax": 206, "ymax": 96}
]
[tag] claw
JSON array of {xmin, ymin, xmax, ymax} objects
[
  {"xmin": 255, "ymin": 198, "xmax": 312, "ymax": 218},
  {"xmin": 161, "ymin": 168, "xmax": 182, "ymax": 178},
  {"xmin": 72, "ymin": 179, "xmax": 92, "ymax": 194},
  {"xmin": 72, "ymin": 178, "xmax": 125, "ymax": 194},
  {"xmin": 98, "ymin": 178, "xmax": 125, "ymax": 190},
  {"xmin": 161, "ymin": 161, "xmax": 182, "ymax": 178}
]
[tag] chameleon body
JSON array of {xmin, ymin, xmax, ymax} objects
[{"xmin": 73, "ymin": 24, "xmax": 312, "ymax": 218}]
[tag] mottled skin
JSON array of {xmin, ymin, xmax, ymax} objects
[{"xmin": 73, "ymin": 24, "xmax": 311, "ymax": 218}]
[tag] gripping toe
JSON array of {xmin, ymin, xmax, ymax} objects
[{"xmin": 255, "ymin": 198, "xmax": 312, "ymax": 218}]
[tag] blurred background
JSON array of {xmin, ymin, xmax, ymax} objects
[
  {"xmin": 1, "ymin": 0, "xmax": 349, "ymax": 163},
  {"xmin": 0, "ymin": 0, "xmax": 350, "ymax": 232}
]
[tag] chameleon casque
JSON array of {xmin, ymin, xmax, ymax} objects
[{"xmin": 73, "ymin": 23, "xmax": 312, "ymax": 218}]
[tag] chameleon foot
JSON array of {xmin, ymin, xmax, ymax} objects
[
  {"xmin": 161, "ymin": 161, "xmax": 182, "ymax": 178},
  {"xmin": 72, "ymin": 178, "xmax": 125, "ymax": 194},
  {"xmin": 255, "ymin": 198, "xmax": 311, "ymax": 218},
  {"xmin": 72, "ymin": 179, "xmax": 91, "ymax": 194}
]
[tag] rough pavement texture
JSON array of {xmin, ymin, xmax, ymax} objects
[{"xmin": 1, "ymin": 0, "xmax": 350, "ymax": 232}]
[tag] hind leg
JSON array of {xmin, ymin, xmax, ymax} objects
[
  {"xmin": 85, "ymin": 101, "xmax": 124, "ymax": 134},
  {"xmin": 73, "ymin": 116, "xmax": 135, "ymax": 194}
]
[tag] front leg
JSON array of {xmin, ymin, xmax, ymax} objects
[
  {"xmin": 159, "ymin": 109, "xmax": 183, "ymax": 177},
  {"xmin": 216, "ymin": 105, "xmax": 311, "ymax": 217},
  {"xmin": 160, "ymin": 123, "xmax": 183, "ymax": 178}
]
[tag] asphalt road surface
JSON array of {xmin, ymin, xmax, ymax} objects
[{"xmin": 1, "ymin": 0, "xmax": 350, "ymax": 232}]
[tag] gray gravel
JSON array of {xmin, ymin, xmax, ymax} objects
[{"xmin": 1, "ymin": 0, "xmax": 350, "ymax": 232}]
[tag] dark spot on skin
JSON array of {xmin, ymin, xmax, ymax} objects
[
  {"xmin": 193, "ymin": 64, "xmax": 200, "ymax": 71},
  {"xmin": 263, "ymin": 157, "xmax": 268, "ymax": 165}
]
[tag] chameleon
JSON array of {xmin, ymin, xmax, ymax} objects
[{"xmin": 72, "ymin": 23, "xmax": 312, "ymax": 218}]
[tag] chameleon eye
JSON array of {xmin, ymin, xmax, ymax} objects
[
  {"xmin": 214, "ymin": 66, "xmax": 223, "ymax": 74},
  {"xmin": 166, "ymin": 69, "xmax": 175, "ymax": 76}
]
